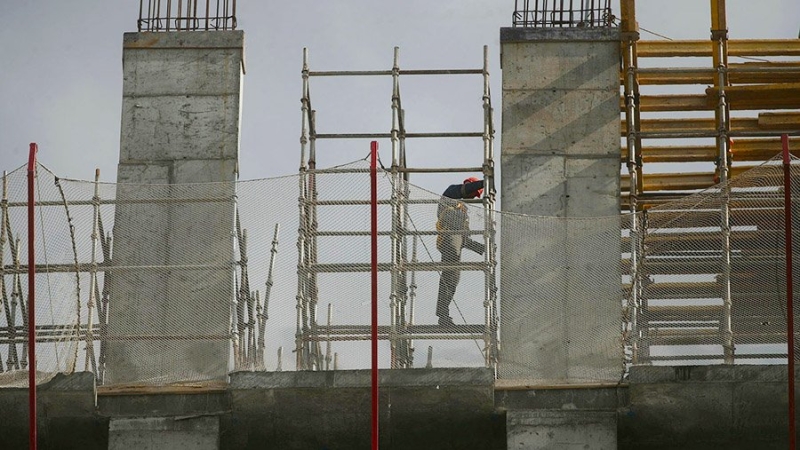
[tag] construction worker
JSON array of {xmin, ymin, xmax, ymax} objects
[{"xmin": 435, "ymin": 177, "xmax": 485, "ymax": 326}]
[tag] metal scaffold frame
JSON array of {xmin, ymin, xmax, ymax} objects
[
  {"xmin": 295, "ymin": 46, "xmax": 499, "ymax": 371},
  {"xmin": 0, "ymin": 167, "xmax": 270, "ymax": 383},
  {"xmin": 620, "ymin": 0, "xmax": 800, "ymax": 367}
]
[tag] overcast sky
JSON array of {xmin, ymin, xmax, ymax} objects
[{"xmin": 1, "ymin": 1, "xmax": 798, "ymax": 184}]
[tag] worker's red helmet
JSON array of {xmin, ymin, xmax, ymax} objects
[{"xmin": 463, "ymin": 176, "xmax": 483, "ymax": 199}]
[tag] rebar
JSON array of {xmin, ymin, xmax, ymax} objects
[
  {"xmin": 137, "ymin": 0, "xmax": 236, "ymax": 32},
  {"xmin": 512, "ymin": 0, "xmax": 613, "ymax": 28}
]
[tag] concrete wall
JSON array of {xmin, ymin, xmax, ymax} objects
[
  {"xmin": 497, "ymin": 384, "xmax": 623, "ymax": 450},
  {"xmin": 0, "ymin": 373, "xmax": 106, "ymax": 450},
  {"xmin": 507, "ymin": 410, "xmax": 617, "ymax": 449},
  {"xmin": 224, "ymin": 368, "xmax": 503, "ymax": 450},
  {"xmin": 3, "ymin": 366, "xmax": 800, "ymax": 448},
  {"xmin": 498, "ymin": 27, "xmax": 622, "ymax": 381},
  {"xmin": 619, "ymin": 365, "xmax": 795, "ymax": 450},
  {"xmin": 106, "ymin": 31, "xmax": 244, "ymax": 384},
  {"xmin": 109, "ymin": 417, "xmax": 218, "ymax": 450},
  {"xmin": 0, "ymin": 369, "xmax": 501, "ymax": 449}
]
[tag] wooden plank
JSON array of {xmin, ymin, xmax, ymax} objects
[
  {"xmin": 705, "ymin": 83, "xmax": 800, "ymax": 110},
  {"xmin": 634, "ymin": 230, "xmax": 784, "ymax": 254},
  {"xmin": 637, "ymin": 39, "xmax": 800, "ymax": 58},
  {"xmin": 621, "ymin": 145, "xmax": 715, "ymax": 163},
  {"xmin": 622, "ymin": 172, "xmax": 715, "ymax": 191},
  {"xmin": 623, "ymin": 256, "xmax": 784, "ymax": 275},
  {"xmin": 633, "ymin": 70, "xmax": 714, "ymax": 85},
  {"xmin": 621, "ymin": 117, "xmax": 761, "ymax": 135},
  {"xmin": 629, "ymin": 64, "xmax": 800, "ymax": 85},
  {"xmin": 621, "ymin": 94, "xmax": 710, "ymax": 112},
  {"xmin": 731, "ymin": 137, "xmax": 800, "ymax": 160},
  {"xmin": 639, "ymin": 207, "xmax": 787, "ymax": 230},
  {"xmin": 97, "ymin": 380, "xmax": 228, "ymax": 396},
  {"xmin": 758, "ymin": 111, "xmax": 800, "ymax": 129},
  {"xmin": 730, "ymin": 62, "xmax": 800, "ymax": 84},
  {"xmin": 641, "ymin": 332, "xmax": 788, "ymax": 346},
  {"xmin": 620, "ymin": 138, "xmax": 800, "ymax": 162}
]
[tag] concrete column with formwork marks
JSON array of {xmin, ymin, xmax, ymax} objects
[
  {"xmin": 499, "ymin": 27, "xmax": 622, "ymax": 382},
  {"xmin": 105, "ymin": 31, "xmax": 244, "ymax": 385}
]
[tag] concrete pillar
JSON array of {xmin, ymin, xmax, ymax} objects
[
  {"xmin": 507, "ymin": 410, "xmax": 617, "ymax": 449},
  {"xmin": 499, "ymin": 27, "xmax": 621, "ymax": 381},
  {"xmin": 109, "ymin": 417, "xmax": 219, "ymax": 450},
  {"xmin": 105, "ymin": 31, "xmax": 244, "ymax": 384}
]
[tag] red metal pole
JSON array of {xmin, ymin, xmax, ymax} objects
[
  {"xmin": 370, "ymin": 141, "xmax": 379, "ymax": 449},
  {"xmin": 784, "ymin": 133, "xmax": 796, "ymax": 450},
  {"xmin": 369, "ymin": 141, "xmax": 380, "ymax": 449},
  {"xmin": 27, "ymin": 143, "xmax": 38, "ymax": 450}
]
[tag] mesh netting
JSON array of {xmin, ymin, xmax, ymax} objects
[
  {"xmin": 627, "ymin": 156, "xmax": 800, "ymax": 380},
  {"xmin": 1, "ymin": 156, "xmax": 798, "ymax": 387},
  {"xmin": 498, "ymin": 211, "xmax": 623, "ymax": 382}
]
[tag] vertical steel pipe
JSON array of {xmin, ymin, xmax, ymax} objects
[
  {"xmin": 621, "ymin": 0, "xmax": 641, "ymax": 364},
  {"xmin": 309, "ymin": 109, "xmax": 321, "ymax": 369},
  {"xmin": 1, "ymin": 171, "xmax": 15, "ymax": 371},
  {"xmin": 711, "ymin": 0, "xmax": 734, "ymax": 363},
  {"xmin": 399, "ymin": 107, "xmax": 411, "ymax": 368},
  {"xmin": 389, "ymin": 47, "xmax": 401, "ymax": 368},
  {"xmin": 27, "ymin": 142, "xmax": 38, "ymax": 450},
  {"xmin": 783, "ymin": 134, "xmax": 796, "ymax": 450},
  {"xmin": 481, "ymin": 45, "xmax": 493, "ymax": 367},
  {"xmin": 370, "ymin": 141, "xmax": 380, "ymax": 450},
  {"xmin": 85, "ymin": 169, "xmax": 100, "ymax": 378},
  {"xmin": 295, "ymin": 48, "xmax": 310, "ymax": 369}
]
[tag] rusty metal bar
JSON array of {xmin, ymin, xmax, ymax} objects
[
  {"xmin": 637, "ymin": 39, "xmax": 800, "ymax": 57},
  {"xmin": 512, "ymin": 0, "xmax": 612, "ymax": 27},
  {"xmin": 137, "ymin": 0, "xmax": 236, "ymax": 32}
]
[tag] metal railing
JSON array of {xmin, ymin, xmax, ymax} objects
[
  {"xmin": 512, "ymin": 0, "xmax": 613, "ymax": 28},
  {"xmin": 138, "ymin": 0, "xmax": 236, "ymax": 32}
]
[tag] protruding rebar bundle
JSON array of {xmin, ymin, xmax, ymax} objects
[
  {"xmin": 512, "ymin": 0, "xmax": 613, "ymax": 28},
  {"xmin": 137, "ymin": 0, "xmax": 237, "ymax": 32}
]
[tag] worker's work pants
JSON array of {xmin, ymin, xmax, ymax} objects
[{"xmin": 436, "ymin": 234, "xmax": 463, "ymax": 318}]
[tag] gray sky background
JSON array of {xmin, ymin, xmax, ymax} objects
[{"xmin": 1, "ymin": 1, "xmax": 798, "ymax": 185}]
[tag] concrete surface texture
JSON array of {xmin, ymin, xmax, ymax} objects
[
  {"xmin": 109, "ymin": 416, "xmax": 219, "ymax": 450},
  {"xmin": 619, "ymin": 365, "xmax": 796, "ymax": 450},
  {"xmin": 224, "ymin": 368, "xmax": 503, "ymax": 450},
  {"xmin": 1, "ymin": 367, "xmax": 800, "ymax": 449},
  {"xmin": 104, "ymin": 31, "xmax": 244, "ymax": 385},
  {"xmin": 507, "ymin": 410, "xmax": 617, "ymax": 449},
  {"xmin": 498, "ymin": 27, "xmax": 622, "ymax": 382}
]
